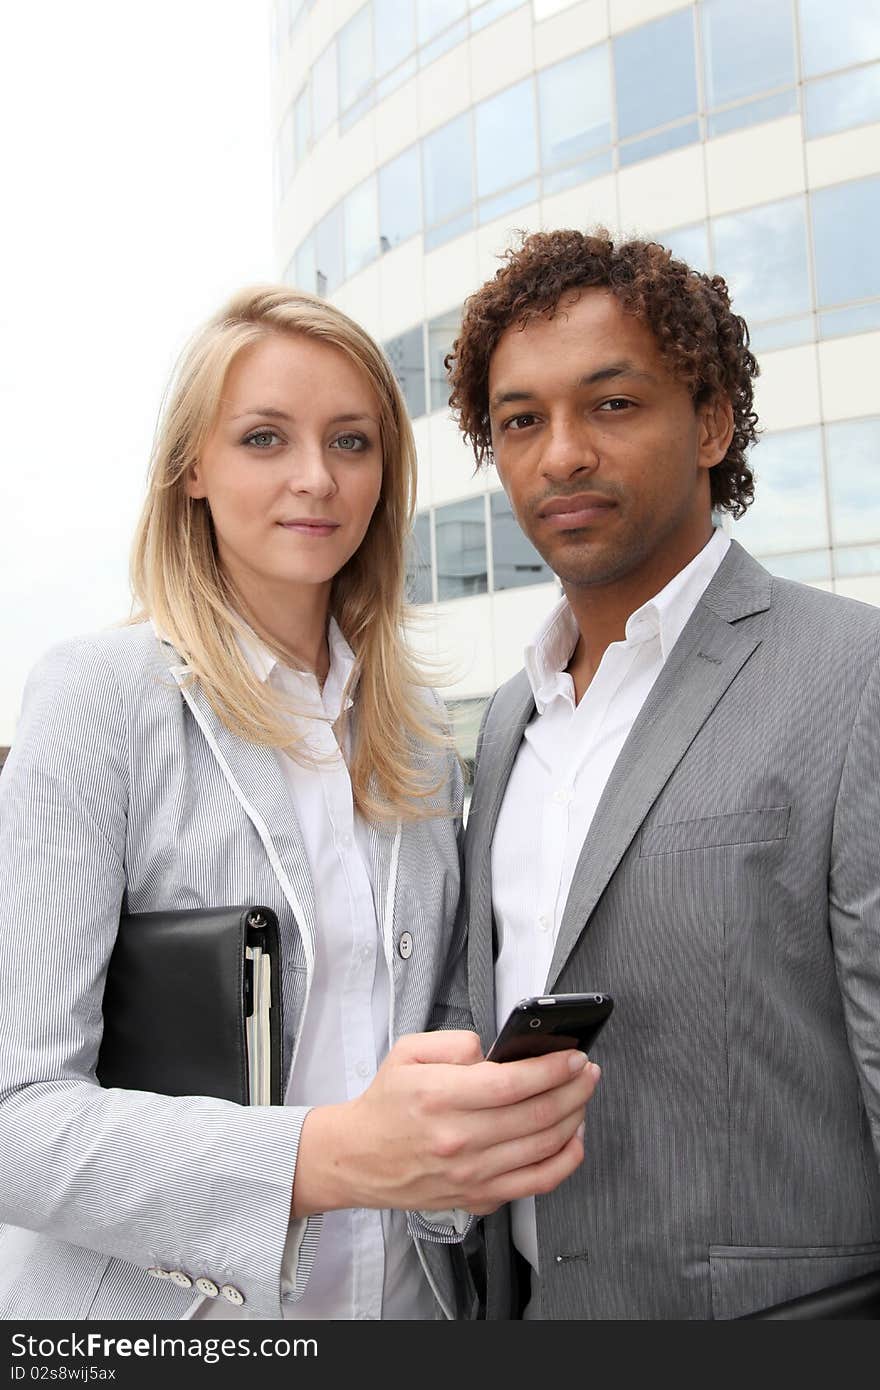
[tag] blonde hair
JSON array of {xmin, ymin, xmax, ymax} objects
[{"xmin": 130, "ymin": 285, "xmax": 450, "ymax": 821}]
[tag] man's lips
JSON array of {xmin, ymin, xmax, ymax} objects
[{"xmin": 537, "ymin": 495, "xmax": 617, "ymax": 530}]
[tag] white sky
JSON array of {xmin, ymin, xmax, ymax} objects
[{"xmin": 0, "ymin": 1, "xmax": 277, "ymax": 743}]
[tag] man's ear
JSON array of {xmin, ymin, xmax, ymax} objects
[
  {"xmin": 698, "ymin": 395, "xmax": 735, "ymax": 472},
  {"xmin": 185, "ymin": 461, "xmax": 206, "ymax": 499}
]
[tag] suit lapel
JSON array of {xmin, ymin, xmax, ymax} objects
[
  {"xmin": 466, "ymin": 673, "xmax": 536, "ymax": 1048},
  {"xmin": 169, "ymin": 666, "xmax": 319, "ymax": 973},
  {"xmin": 547, "ymin": 541, "xmax": 771, "ymax": 986}
]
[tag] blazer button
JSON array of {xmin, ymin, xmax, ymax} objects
[
  {"xmin": 398, "ymin": 931, "xmax": 413, "ymax": 960},
  {"xmin": 169, "ymin": 1270, "xmax": 193, "ymax": 1288},
  {"xmin": 195, "ymin": 1277, "xmax": 220, "ymax": 1297},
  {"xmin": 147, "ymin": 1267, "xmax": 168, "ymax": 1279},
  {"xmin": 221, "ymin": 1285, "xmax": 245, "ymax": 1306}
]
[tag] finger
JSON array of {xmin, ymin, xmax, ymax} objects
[
  {"xmin": 446, "ymin": 1065, "xmax": 597, "ymax": 1152},
  {"xmin": 450, "ymin": 1104, "xmax": 588, "ymax": 1192},
  {"xmin": 474, "ymin": 1129, "xmax": 587, "ymax": 1210},
  {"xmin": 449, "ymin": 1049, "xmax": 599, "ymax": 1112},
  {"xmin": 393, "ymin": 1029, "xmax": 484, "ymax": 1067}
]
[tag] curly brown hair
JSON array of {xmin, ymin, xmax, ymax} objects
[{"xmin": 447, "ymin": 228, "xmax": 759, "ymax": 518}]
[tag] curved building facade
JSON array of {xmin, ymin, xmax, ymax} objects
[{"xmin": 272, "ymin": 0, "xmax": 880, "ymax": 749}]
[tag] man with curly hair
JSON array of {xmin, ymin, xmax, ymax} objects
[{"xmin": 449, "ymin": 229, "xmax": 880, "ymax": 1320}]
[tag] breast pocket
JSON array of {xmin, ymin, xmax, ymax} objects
[{"xmin": 640, "ymin": 806, "xmax": 791, "ymax": 857}]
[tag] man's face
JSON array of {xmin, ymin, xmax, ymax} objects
[{"xmin": 487, "ymin": 288, "xmax": 730, "ymax": 599}]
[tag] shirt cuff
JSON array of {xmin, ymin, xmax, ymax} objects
[
  {"xmin": 279, "ymin": 1212, "xmax": 324, "ymax": 1300},
  {"xmin": 408, "ymin": 1208, "xmax": 474, "ymax": 1243}
]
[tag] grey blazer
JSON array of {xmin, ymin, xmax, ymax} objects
[
  {"xmin": 466, "ymin": 542, "xmax": 880, "ymax": 1319},
  {"xmin": 0, "ymin": 622, "xmax": 469, "ymax": 1321}
]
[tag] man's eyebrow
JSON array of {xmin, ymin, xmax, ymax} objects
[{"xmin": 490, "ymin": 362, "xmax": 659, "ymax": 408}]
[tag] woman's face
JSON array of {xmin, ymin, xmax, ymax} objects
[{"xmin": 187, "ymin": 332, "xmax": 383, "ymax": 616}]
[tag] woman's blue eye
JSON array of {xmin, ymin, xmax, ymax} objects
[
  {"xmin": 332, "ymin": 433, "xmax": 366, "ymax": 451},
  {"xmin": 244, "ymin": 429, "xmax": 282, "ymax": 448}
]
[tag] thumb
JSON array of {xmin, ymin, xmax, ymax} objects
[{"xmin": 394, "ymin": 1029, "xmax": 484, "ymax": 1066}]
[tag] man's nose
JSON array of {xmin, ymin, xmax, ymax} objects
[{"xmin": 540, "ymin": 419, "xmax": 600, "ymax": 481}]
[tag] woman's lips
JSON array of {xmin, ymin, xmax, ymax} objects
[{"xmin": 278, "ymin": 520, "xmax": 340, "ymax": 537}]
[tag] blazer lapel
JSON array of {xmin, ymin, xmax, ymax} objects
[
  {"xmin": 546, "ymin": 542, "xmax": 772, "ymax": 988},
  {"xmin": 466, "ymin": 672, "xmax": 536, "ymax": 1048},
  {"xmin": 169, "ymin": 666, "xmax": 319, "ymax": 974}
]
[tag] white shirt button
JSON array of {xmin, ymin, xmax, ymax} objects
[
  {"xmin": 168, "ymin": 1270, "xmax": 193, "ymax": 1288},
  {"xmin": 360, "ymin": 942, "xmax": 373, "ymax": 962},
  {"xmin": 398, "ymin": 931, "xmax": 413, "ymax": 959},
  {"xmin": 356, "ymin": 1060, "xmax": 371, "ymax": 1079},
  {"xmin": 338, "ymin": 832, "xmax": 353, "ymax": 849},
  {"xmin": 221, "ymin": 1285, "xmax": 245, "ymax": 1306},
  {"xmin": 552, "ymin": 788, "xmax": 572, "ymax": 804},
  {"xmin": 537, "ymin": 914, "xmax": 551, "ymax": 932},
  {"xmin": 195, "ymin": 1277, "xmax": 219, "ymax": 1297}
]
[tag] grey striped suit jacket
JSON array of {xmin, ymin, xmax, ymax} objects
[
  {"xmin": 0, "ymin": 622, "xmax": 470, "ymax": 1321},
  {"xmin": 466, "ymin": 542, "xmax": 880, "ymax": 1319}
]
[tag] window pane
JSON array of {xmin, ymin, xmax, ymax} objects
[
  {"xmin": 819, "ymin": 302, "xmax": 880, "ymax": 338},
  {"xmin": 417, "ymin": 0, "xmax": 467, "ymax": 44},
  {"xmin": 659, "ymin": 222, "xmax": 710, "ymax": 274},
  {"xmin": 471, "ymin": 0, "xmax": 523, "ymax": 33},
  {"xmin": 385, "ymin": 326, "xmax": 426, "ymax": 418},
  {"xmin": 378, "ymin": 145, "xmax": 422, "ymax": 251},
  {"xmin": 538, "ymin": 45, "xmax": 611, "ymax": 171},
  {"xmin": 338, "ymin": 5, "xmax": 373, "ymax": 115},
  {"xmin": 278, "ymin": 107, "xmax": 295, "ymax": 193},
  {"xmin": 406, "ymin": 511, "xmax": 433, "ymax": 604},
  {"xmin": 812, "ymin": 176, "xmax": 880, "ymax": 307},
  {"xmin": 294, "ymin": 86, "xmax": 311, "ymax": 164},
  {"xmin": 315, "ymin": 203, "xmax": 344, "ymax": 295},
  {"xmin": 712, "ymin": 196, "xmax": 810, "ymax": 323},
  {"xmin": 428, "ymin": 309, "xmax": 459, "ymax": 412},
  {"xmin": 733, "ymin": 427, "xmax": 828, "ymax": 554},
  {"xmin": 702, "ymin": 0, "xmax": 795, "ymax": 109},
  {"xmin": 706, "ymin": 87, "xmax": 798, "ymax": 137},
  {"xmin": 312, "ymin": 42, "xmax": 339, "ymax": 137},
  {"xmin": 800, "ymin": 0, "xmax": 880, "ymax": 78},
  {"xmin": 619, "ymin": 119, "xmax": 700, "ymax": 166},
  {"xmin": 613, "ymin": 9, "xmax": 697, "ymax": 139},
  {"xmin": 827, "ymin": 417, "xmax": 880, "ymax": 545},
  {"xmin": 805, "ymin": 62, "xmax": 880, "ymax": 139},
  {"xmin": 759, "ymin": 549, "xmax": 831, "ymax": 581},
  {"xmin": 344, "ymin": 177, "xmax": 379, "ymax": 278},
  {"xmin": 375, "ymin": 0, "xmax": 417, "ymax": 76},
  {"xmin": 435, "ymin": 497, "xmax": 488, "ymax": 599},
  {"xmin": 835, "ymin": 544, "xmax": 880, "ymax": 576},
  {"xmin": 295, "ymin": 234, "xmax": 316, "ymax": 294},
  {"xmin": 423, "ymin": 113, "xmax": 474, "ymax": 229},
  {"xmin": 749, "ymin": 315, "xmax": 815, "ymax": 351},
  {"xmin": 490, "ymin": 491, "xmax": 554, "ymax": 591},
  {"xmin": 475, "ymin": 79, "xmax": 537, "ymax": 199}
]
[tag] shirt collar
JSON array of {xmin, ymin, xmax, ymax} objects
[
  {"xmin": 235, "ymin": 616, "xmax": 357, "ymax": 721},
  {"xmin": 523, "ymin": 528, "xmax": 730, "ymax": 712}
]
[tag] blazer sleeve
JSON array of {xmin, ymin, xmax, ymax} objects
[
  {"xmin": 829, "ymin": 648, "xmax": 880, "ymax": 1173},
  {"xmin": 0, "ymin": 638, "xmax": 313, "ymax": 1318}
]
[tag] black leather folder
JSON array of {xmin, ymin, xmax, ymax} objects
[
  {"xmin": 97, "ymin": 905, "xmax": 282, "ymax": 1105},
  {"xmin": 742, "ymin": 1269, "xmax": 880, "ymax": 1320}
]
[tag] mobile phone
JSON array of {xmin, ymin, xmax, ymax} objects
[{"xmin": 486, "ymin": 993, "xmax": 614, "ymax": 1063}]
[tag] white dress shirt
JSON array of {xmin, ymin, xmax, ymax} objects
[
  {"xmin": 492, "ymin": 529, "xmax": 730, "ymax": 1298},
  {"xmin": 194, "ymin": 617, "xmax": 436, "ymax": 1321}
]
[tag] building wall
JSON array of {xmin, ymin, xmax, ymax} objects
[{"xmin": 273, "ymin": 0, "xmax": 880, "ymax": 726}]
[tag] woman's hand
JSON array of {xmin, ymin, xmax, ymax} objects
[{"xmin": 290, "ymin": 1030, "xmax": 600, "ymax": 1218}]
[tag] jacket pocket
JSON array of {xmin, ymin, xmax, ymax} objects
[
  {"xmin": 708, "ymin": 1241, "xmax": 880, "ymax": 1320},
  {"xmin": 640, "ymin": 806, "xmax": 790, "ymax": 857}
]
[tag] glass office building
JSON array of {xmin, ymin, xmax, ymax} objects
[{"xmin": 273, "ymin": 0, "xmax": 880, "ymax": 752}]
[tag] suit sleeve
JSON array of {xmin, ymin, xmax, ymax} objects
[
  {"xmin": 0, "ymin": 639, "xmax": 315, "ymax": 1318},
  {"xmin": 829, "ymin": 649, "xmax": 880, "ymax": 1172}
]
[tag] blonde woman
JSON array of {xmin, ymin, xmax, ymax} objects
[{"xmin": 0, "ymin": 288, "xmax": 599, "ymax": 1321}]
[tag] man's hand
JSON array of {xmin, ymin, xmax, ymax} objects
[{"xmin": 291, "ymin": 1030, "xmax": 600, "ymax": 1218}]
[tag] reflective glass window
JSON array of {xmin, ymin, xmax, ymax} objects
[
  {"xmin": 421, "ymin": 16, "xmax": 468, "ymax": 64},
  {"xmin": 805, "ymin": 62, "xmax": 880, "ymax": 139},
  {"xmin": 428, "ymin": 310, "xmax": 460, "ymax": 413},
  {"xmin": 422, "ymin": 113, "xmax": 474, "ymax": 231},
  {"xmin": 295, "ymin": 234, "xmax": 316, "ymax": 294},
  {"xmin": 385, "ymin": 326, "xmax": 426, "ymax": 419},
  {"xmin": 812, "ymin": 176, "xmax": 880, "ymax": 307},
  {"xmin": 278, "ymin": 107, "xmax": 295, "ymax": 194},
  {"xmin": 315, "ymin": 203, "xmax": 344, "ymax": 296},
  {"xmin": 312, "ymin": 42, "xmax": 339, "ymax": 137},
  {"xmin": 707, "ymin": 88, "xmax": 797, "ymax": 138},
  {"xmin": 800, "ymin": 0, "xmax": 880, "ymax": 78},
  {"xmin": 659, "ymin": 222, "xmax": 710, "ymax": 274},
  {"xmin": 827, "ymin": 417, "xmax": 880, "ymax": 545},
  {"xmin": 712, "ymin": 196, "xmax": 810, "ymax": 323},
  {"xmin": 490, "ymin": 491, "xmax": 554, "ymax": 591},
  {"xmin": 338, "ymin": 5, "xmax": 373, "ymax": 116},
  {"xmin": 471, "ymin": 0, "xmax": 523, "ymax": 33},
  {"xmin": 375, "ymin": 0, "xmax": 417, "ymax": 76},
  {"xmin": 758, "ymin": 549, "xmax": 831, "ymax": 581},
  {"xmin": 538, "ymin": 45, "xmax": 611, "ymax": 172},
  {"xmin": 294, "ymin": 86, "xmax": 311, "ymax": 164},
  {"xmin": 733, "ymin": 427, "xmax": 828, "ymax": 554},
  {"xmin": 613, "ymin": 9, "xmax": 697, "ymax": 140},
  {"xmin": 378, "ymin": 145, "xmax": 422, "ymax": 251},
  {"xmin": 618, "ymin": 120, "xmax": 699, "ymax": 167},
  {"xmin": 475, "ymin": 80, "xmax": 537, "ymax": 200},
  {"xmin": 701, "ymin": 0, "xmax": 795, "ymax": 110},
  {"xmin": 343, "ymin": 176, "xmax": 379, "ymax": 279},
  {"xmin": 435, "ymin": 497, "xmax": 488, "ymax": 599},
  {"xmin": 417, "ymin": 0, "xmax": 467, "ymax": 44},
  {"xmin": 835, "ymin": 544, "xmax": 880, "ymax": 576},
  {"xmin": 406, "ymin": 511, "xmax": 433, "ymax": 605}
]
